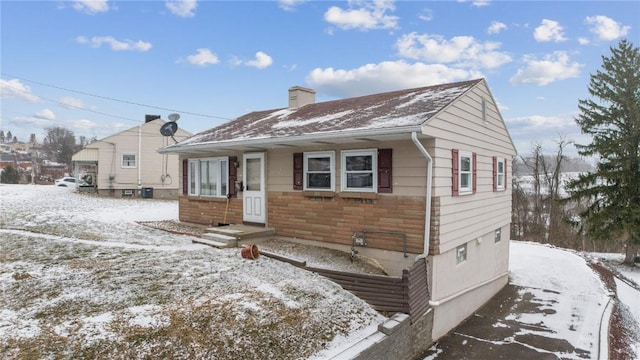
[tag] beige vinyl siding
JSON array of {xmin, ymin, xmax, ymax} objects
[
  {"xmin": 266, "ymin": 140, "xmax": 431, "ymax": 197},
  {"xmin": 424, "ymin": 82, "xmax": 516, "ymax": 254},
  {"xmin": 85, "ymin": 120, "xmax": 190, "ymax": 192}
]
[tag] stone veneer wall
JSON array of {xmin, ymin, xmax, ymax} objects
[{"xmin": 267, "ymin": 192, "xmax": 426, "ymax": 254}]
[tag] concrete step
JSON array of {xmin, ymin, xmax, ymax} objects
[
  {"xmin": 201, "ymin": 233, "xmax": 238, "ymax": 246},
  {"xmin": 205, "ymin": 225, "xmax": 275, "ymax": 241},
  {"xmin": 192, "ymin": 237, "xmax": 236, "ymax": 249}
]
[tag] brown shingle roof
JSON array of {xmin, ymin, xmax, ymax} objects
[{"xmin": 166, "ymin": 79, "xmax": 482, "ymax": 150}]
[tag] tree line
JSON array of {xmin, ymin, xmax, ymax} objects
[{"xmin": 512, "ymin": 39, "xmax": 639, "ymax": 265}]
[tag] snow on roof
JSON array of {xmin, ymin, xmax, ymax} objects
[{"xmin": 167, "ymin": 79, "xmax": 482, "ymax": 149}]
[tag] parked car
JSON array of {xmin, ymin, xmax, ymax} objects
[{"xmin": 54, "ymin": 177, "xmax": 77, "ymax": 187}]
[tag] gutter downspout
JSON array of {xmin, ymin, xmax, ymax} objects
[
  {"xmin": 138, "ymin": 125, "xmax": 142, "ymax": 190},
  {"xmin": 411, "ymin": 132, "xmax": 432, "ymax": 261}
]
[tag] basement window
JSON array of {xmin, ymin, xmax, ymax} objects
[{"xmin": 456, "ymin": 243, "xmax": 467, "ymax": 264}]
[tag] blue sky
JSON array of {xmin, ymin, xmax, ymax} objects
[{"xmin": 1, "ymin": 0, "xmax": 638, "ymax": 155}]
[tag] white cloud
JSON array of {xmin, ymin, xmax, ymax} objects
[
  {"xmin": 34, "ymin": 109, "xmax": 55, "ymax": 120},
  {"xmin": 395, "ymin": 33, "xmax": 511, "ymax": 69},
  {"xmin": 165, "ymin": 0, "xmax": 197, "ymax": 18},
  {"xmin": 585, "ymin": 15, "xmax": 630, "ymax": 41},
  {"xmin": 324, "ymin": 0, "xmax": 398, "ymax": 31},
  {"xmin": 507, "ymin": 114, "xmax": 575, "ymax": 129},
  {"xmin": 418, "ymin": 9, "xmax": 433, "ymax": 22},
  {"xmin": 76, "ymin": 36, "xmax": 152, "ymax": 52},
  {"xmin": 306, "ymin": 60, "xmax": 480, "ymax": 98},
  {"xmin": 185, "ymin": 48, "xmax": 219, "ymax": 66},
  {"xmin": 578, "ymin": 37, "xmax": 590, "ymax": 45},
  {"xmin": 72, "ymin": 0, "xmax": 109, "ymax": 15},
  {"xmin": 509, "ymin": 51, "xmax": 582, "ymax": 86},
  {"xmin": 534, "ymin": 19, "xmax": 567, "ymax": 42},
  {"xmin": 278, "ymin": 0, "xmax": 307, "ymax": 11},
  {"xmin": 58, "ymin": 96, "xmax": 87, "ymax": 110},
  {"xmin": 488, "ymin": 21, "xmax": 507, "ymax": 35},
  {"xmin": 457, "ymin": 0, "xmax": 491, "ymax": 7},
  {"xmin": 0, "ymin": 79, "xmax": 39, "ymax": 103},
  {"xmin": 245, "ymin": 52, "xmax": 273, "ymax": 69}
]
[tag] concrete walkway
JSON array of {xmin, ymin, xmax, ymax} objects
[{"xmin": 419, "ymin": 284, "xmax": 597, "ymax": 359}]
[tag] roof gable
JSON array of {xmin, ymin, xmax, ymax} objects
[{"xmin": 171, "ymin": 79, "xmax": 482, "ymax": 149}]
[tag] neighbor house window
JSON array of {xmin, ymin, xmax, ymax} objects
[
  {"xmin": 493, "ymin": 156, "xmax": 507, "ymax": 191},
  {"xmin": 452, "ymin": 149, "xmax": 476, "ymax": 196},
  {"xmin": 121, "ymin": 154, "xmax": 136, "ymax": 168},
  {"xmin": 495, "ymin": 228, "xmax": 502, "ymax": 243},
  {"xmin": 456, "ymin": 243, "xmax": 467, "ymax": 264},
  {"xmin": 304, "ymin": 151, "xmax": 335, "ymax": 191},
  {"xmin": 341, "ymin": 149, "xmax": 377, "ymax": 192},
  {"xmin": 188, "ymin": 157, "xmax": 228, "ymax": 197}
]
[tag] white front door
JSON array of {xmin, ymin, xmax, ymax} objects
[{"xmin": 243, "ymin": 152, "xmax": 265, "ymax": 224}]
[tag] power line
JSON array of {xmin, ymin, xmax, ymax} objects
[{"xmin": 1, "ymin": 72, "xmax": 233, "ymax": 121}]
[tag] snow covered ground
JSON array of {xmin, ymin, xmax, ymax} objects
[
  {"xmin": 0, "ymin": 185, "xmax": 385, "ymax": 359},
  {"xmin": 1, "ymin": 185, "xmax": 638, "ymax": 359}
]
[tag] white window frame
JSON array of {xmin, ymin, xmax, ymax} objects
[
  {"xmin": 341, "ymin": 149, "xmax": 377, "ymax": 193},
  {"xmin": 121, "ymin": 154, "xmax": 136, "ymax": 168},
  {"xmin": 456, "ymin": 243, "xmax": 467, "ymax": 264},
  {"xmin": 187, "ymin": 157, "xmax": 229, "ymax": 198},
  {"xmin": 459, "ymin": 151, "xmax": 473, "ymax": 194},
  {"xmin": 303, "ymin": 151, "xmax": 335, "ymax": 191},
  {"xmin": 496, "ymin": 157, "xmax": 506, "ymax": 191}
]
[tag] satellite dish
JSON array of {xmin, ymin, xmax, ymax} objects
[
  {"xmin": 168, "ymin": 113, "xmax": 180, "ymax": 122},
  {"xmin": 160, "ymin": 121, "xmax": 178, "ymax": 136}
]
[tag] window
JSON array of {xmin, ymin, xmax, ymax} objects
[
  {"xmin": 188, "ymin": 157, "xmax": 228, "ymax": 197},
  {"xmin": 456, "ymin": 243, "xmax": 467, "ymax": 264},
  {"xmin": 493, "ymin": 157, "xmax": 507, "ymax": 191},
  {"xmin": 341, "ymin": 149, "xmax": 377, "ymax": 192},
  {"xmin": 304, "ymin": 151, "xmax": 334, "ymax": 191},
  {"xmin": 452, "ymin": 149, "xmax": 476, "ymax": 196},
  {"xmin": 121, "ymin": 154, "xmax": 136, "ymax": 168},
  {"xmin": 495, "ymin": 228, "xmax": 501, "ymax": 243}
]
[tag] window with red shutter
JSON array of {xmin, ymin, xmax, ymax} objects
[
  {"xmin": 378, "ymin": 148, "xmax": 392, "ymax": 193},
  {"xmin": 228, "ymin": 156, "xmax": 237, "ymax": 197},
  {"xmin": 452, "ymin": 149, "xmax": 459, "ymax": 196},
  {"xmin": 293, "ymin": 153, "xmax": 303, "ymax": 190},
  {"xmin": 182, "ymin": 159, "xmax": 188, "ymax": 195}
]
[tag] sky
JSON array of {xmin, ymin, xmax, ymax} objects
[{"xmin": 1, "ymin": 0, "xmax": 639, "ymax": 156}]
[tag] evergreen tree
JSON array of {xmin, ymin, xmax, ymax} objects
[
  {"xmin": 565, "ymin": 39, "xmax": 640, "ymax": 264},
  {"xmin": 1, "ymin": 165, "xmax": 20, "ymax": 184}
]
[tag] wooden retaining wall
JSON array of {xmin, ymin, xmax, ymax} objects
[{"xmin": 261, "ymin": 251, "xmax": 430, "ymax": 321}]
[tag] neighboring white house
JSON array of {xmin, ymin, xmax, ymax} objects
[{"xmin": 72, "ymin": 116, "xmax": 191, "ymax": 199}]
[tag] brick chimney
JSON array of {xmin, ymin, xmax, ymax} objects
[{"xmin": 288, "ymin": 86, "xmax": 315, "ymax": 109}]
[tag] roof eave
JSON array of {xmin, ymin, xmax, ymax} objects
[{"xmin": 158, "ymin": 125, "xmax": 423, "ymax": 154}]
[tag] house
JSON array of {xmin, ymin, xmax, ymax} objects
[
  {"xmin": 159, "ymin": 79, "xmax": 517, "ymax": 344},
  {"xmin": 72, "ymin": 116, "xmax": 191, "ymax": 199}
]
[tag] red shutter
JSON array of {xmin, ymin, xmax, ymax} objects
[
  {"xmin": 293, "ymin": 152, "xmax": 303, "ymax": 190},
  {"xmin": 492, "ymin": 156, "xmax": 497, "ymax": 192},
  {"xmin": 378, "ymin": 148, "xmax": 392, "ymax": 193},
  {"xmin": 452, "ymin": 149, "xmax": 459, "ymax": 196},
  {"xmin": 472, "ymin": 152, "xmax": 477, "ymax": 193},
  {"xmin": 228, "ymin": 156, "xmax": 237, "ymax": 197},
  {"xmin": 182, "ymin": 159, "xmax": 188, "ymax": 195}
]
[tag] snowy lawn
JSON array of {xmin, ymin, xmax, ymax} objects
[{"xmin": 0, "ymin": 185, "xmax": 385, "ymax": 359}]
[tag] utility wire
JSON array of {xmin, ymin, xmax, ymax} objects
[{"xmin": 1, "ymin": 72, "xmax": 233, "ymax": 121}]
